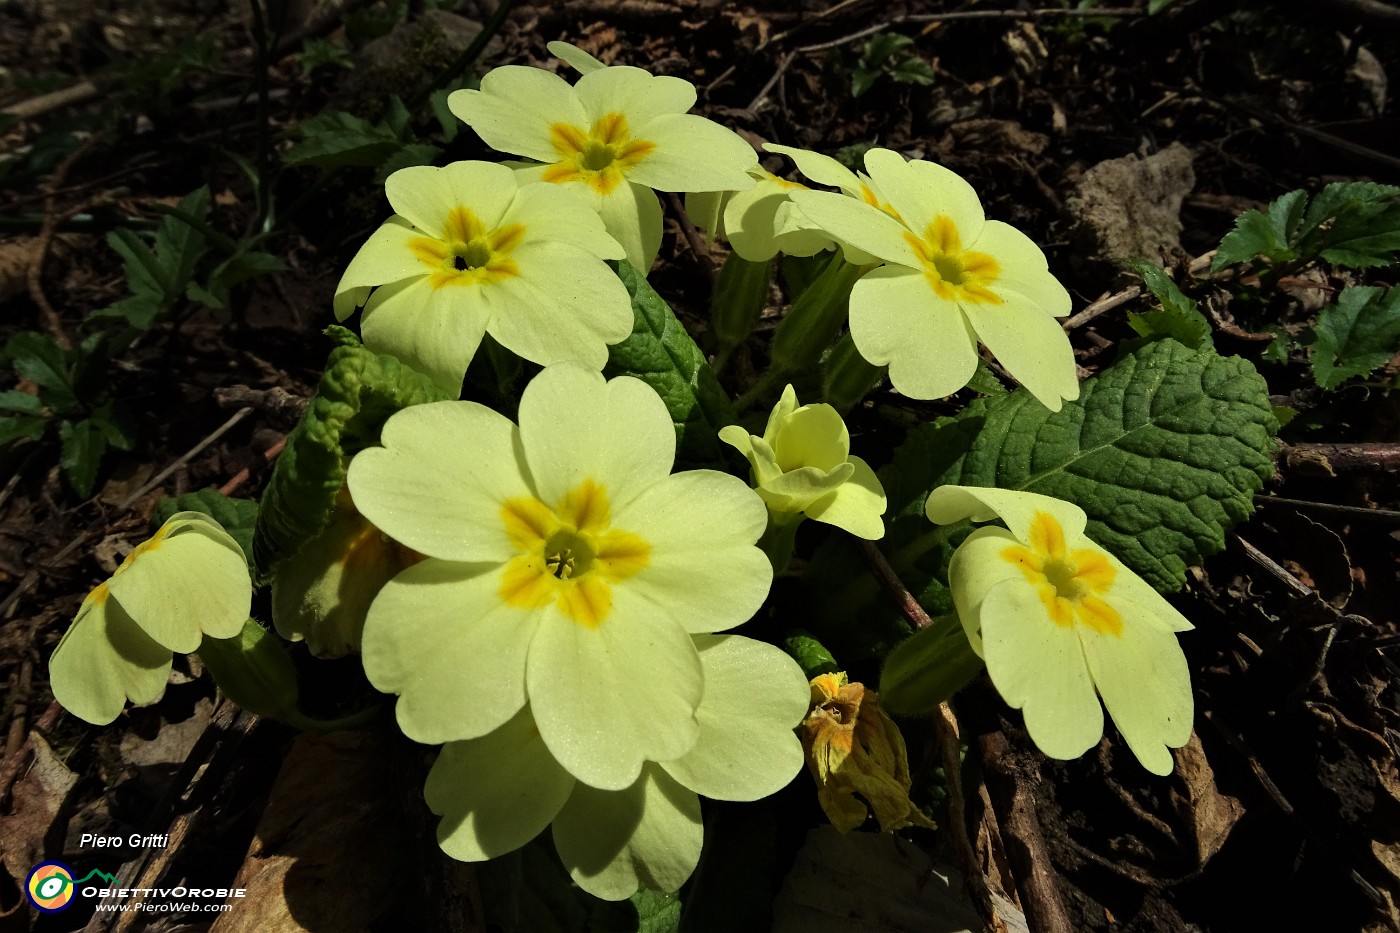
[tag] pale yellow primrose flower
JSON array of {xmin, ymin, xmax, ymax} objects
[
  {"xmin": 926, "ymin": 486, "xmax": 1194, "ymax": 775},
  {"xmin": 449, "ymin": 47, "xmax": 758, "ymax": 273},
  {"xmin": 786, "ymin": 148, "xmax": 1080, "ymax": 411},
  {"xmin": 50, "ymin": 512, "xmax": 252, "ymax": 725},
  {"xmin": 685, "ymin": 166, "xmax": 833, "ymax": 262},
  {"xmin": 719, "ymin": 385, "xmax": 886, "ymax": 539},
  {"xmin": 333, "ymin": 160, "xmax": 631, "ymax": 393},
  {"xmin": 347, "ymin": 363, "xmax": 775, "ymax": 792},
  {"xmin": 425, "ymin": 634, "xmax": 809, "ymax": 900}
]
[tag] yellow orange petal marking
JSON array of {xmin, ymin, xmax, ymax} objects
[
  {"xmin": 408, "ymin": 205, "xmax": 525, "ymax": 290},
  {"xmin": 497, "ymin": 478, "xmax": 651, "ymax": 628},
  {"xmin": 999, "ymin": 510, "xmax": 1122, "ymax": 636},
  {"xmin": 904, "ymin": 214, "xmax": 1001, "ymax": 305},
  {"xmin": 543, "ymin": 111, "xmax": 656, "ymax": 196}
]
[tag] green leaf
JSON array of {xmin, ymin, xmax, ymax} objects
[
  {"xmin": 891, "ymin": 57, "xmax": 935, "ymax": 86},
  {"xmin": 1309, "ymin": 285, "xmax": 1400, "ymax": 388},
  {"xmin": 0, "ymin": 415, "xmax": 47, "ymax": 447},
  {"xmin": 1148, "ymin": 0, "xmax": 1179, "ymax": 11},
  {"xmin": 154, "ymin": 488, "xmax": 260, "ymax": 571},
  {"xmin": 1125, "ymin": 258, "xmax": 1211, "ymax": 348},
  {"xmin": 1303, "ymin": 181, "xmax": 1400, "ymax": 269},
  {"xmin": 784, "ymin": 631, "xmax": 839, "ymax": 679},
  {"xmin": 282, "ymin": 111, "xmax": 405, "ymax": 168},
  {"xmin": 5, "ymin": 331, "xmax": 76, "ymax": 410},
  {"xmin": 106, "ymin": 228, "xmax": 167, "ymax": 299},
  {"xmin": 965, "ymin": 359, "xmax": 1008, "ymax": 396},
  {"xmin": 89, "ymin": 294, "xmax": 164, "ymax": 329},
  {"xmin": 252, "ymin": 328, "xmax": 451, "ymax": 582},
  {"xmin": 879, "ymin": 613, "xmax": 984, "ymax": 715},
  {"xmin": 1212, "ymin": 189, "xmax": 1306, "ymax": 270},
  {"xmin": 860, "ymin": 33, "xmax": 914, "ymax": 68},
  {"xmin": 374, "ymin": 142, "xmax": 443, "ymax": 183},
  {"xmin": 850, "ymin": 67, "xmax": 879, "ymax": 98},
  {"xmin": 197, "ymin": 619, "xmax": 301, "ymax": 722},
  {"xmin": 297, "ymin": 37, "xmax": 353, "ymax": 76},
  {"xmin": 0, "ymin": 390, "xmax": 43, "ymax": 415},
  {"xmin": 889, "ymin": 339, "xmax": 1278, "ymax": 592},
  {"xmin": 603, "ymin": 261, "xmax": 737, "ymax": 469},
  {"xmin": 59, "ymin": 418, "xmax": 108, "ymax": 498},
  {"xmin": 154, "ymin": 187, "xmax": 212, "ymax": 295}
]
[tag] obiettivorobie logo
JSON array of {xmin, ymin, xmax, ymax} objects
[{"xmin": 25, "ymin": 862, "xmax": 122, "ymax": 913}]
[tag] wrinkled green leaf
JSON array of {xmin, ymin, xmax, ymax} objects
[
  {"xmin": 1213, "ymin": 182, "xmax": 1400, "ymax": 270},
  {"xmin": 604, "ymin": 261, "xmax": 737, "ymax": 469},
  {"xmin": 1309, "ymin": 285, "xmax": 1400, "ymax": 388},
  {"xmin": 1125, "ymin": 258, "xmax": 1211, "ymax": 348},
  {"xmin": 252, "ymin": 328, "xmax": 451, "ymax": 582},
  {"xmin": 784, "ymin": 632, "xmax": 839, "ymax": 679},
  {"xmin": 59, "ymin": 418, "xmax": 107, "ymax": 497},
  {"xmin": 154, "ymin": 488, "xmax": 260, "ymax": 571},
  {"xmin": 890, "ymin": 339, "xmax": 1278, "ymax": 592},
  {"xmin": 891, "ymin": 57, "xmax": 935, "ymax": 86}
]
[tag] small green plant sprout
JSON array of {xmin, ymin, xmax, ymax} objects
[
  {"xmin": 720, "ymin": 384, "xmax": 886, "ymax": 542},
  {"xmin": 789, "ymin": 148, "xmax": 1079, "ymax": 411},
  {"xmin": 48, "ymin": 513, "xmax": 252, "ymax": 725},
  {"xmin": 1211, "ymin": 181, "xmax": 1400, "ymax": 274},
  {"xmin": 271, "ymin": 486, "xmax": 420, "ymax": 658},
  {"xmin": 927, "ymin": 486, "xmax": 1194, "ymax": 775},
  {"xmin": 283, "ymin": 98, "xmax": 443, "ymax": 183},
  {"xmin": 1307, "ymin": 285, "xmax": 1400, "ymax": 388},
  {"xmin": 427, "ymin": 634, "xmax": 808, "ymax": 899},
  {"xmin": 848, "ymin": 33, "xmax": 935, "ymax": 99},
  {"xmin": 448, "ymin": 43, "xmax": 760, "ymax": 272},
  {"xmin": 0, "ymin": 332, "xmax": 134, "ymax": 498},
  {"xmin": 296, "ymin": 37, "xmax": 354, "ymax": 78},
  {"xmin": 332, "ymin": 161, "xmax": 631, "ymax": 393},
  {"xmin": 800, "ymin": 671, "xmax": 935, "ymax": 832}
]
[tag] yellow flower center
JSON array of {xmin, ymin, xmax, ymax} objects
[
  {"xmin": 999, "ymin": 510, "xmax": 1122, "ymax": 636},
  {"xmin": 541, "ymin": 112, "xmax": 656, "ymax": 196},
  {"xmin": 903, "ymin": 215, "xmax": 1001, "ymax": 305},
  {"xmin": 409, "ymin": 206, "xmax": 525, "ymax": 290},
  {"xmin": 497, "ymin": 478, "xmax": 651, "ymax": 628}
]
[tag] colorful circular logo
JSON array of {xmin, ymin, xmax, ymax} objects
[{"xmin": 25, "ymin": 862, "xmax": 76, "ymax": 913}]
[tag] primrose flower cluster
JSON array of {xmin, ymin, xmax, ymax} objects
[{"xmin": 46, "ymin": 38, "xmax": 1205, "ymax": 909}]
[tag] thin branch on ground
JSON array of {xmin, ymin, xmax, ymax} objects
[
  {"xmin": 28, "ymin": 134, "xmax": 102, "ymax": 351},
  {"xmin": 795, "ymin": 7, "xmax": 1142, "ymax": 55},
  {"xmin": 120, "ymin": 407, "xmax": 254, "ymax": 509}
]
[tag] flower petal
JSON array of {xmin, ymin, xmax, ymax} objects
[
  {"xmin": 1102, "ymin": 550, "xmax": 1194, "ymax": 632},
  {"xmin": 49, "ymin": 596, "xmax": 171, "ymax": 726},
  {"xmin": 1078, "ymin": 600, "xmax": 1194, "ymax": 775},
  {"xmin": 866, "ymin": 150, "xmax": 986, "ymax": 243},
  {"xmin": 527, "ymin": 601, "xmax": 703, "ymax": 789},
  {"xmin": 980, "ymin": 580, "xmax": 1104, "ymax": 761},
  {"xmin": 660, "ymin": 634, "xmax": 809, "ymax": 801},
  {"xmin": 384, "ymin": 161, "xmax": 518, "ymax": 234},
  {"xmin": 772, "ymin": 401, "xmax": 850, "ymax": 472},
  {"xmin": 625, "ymin": 113, "xmax": 757, "ymax": 193},
  {"xmin": 764, "ymin": 143, "xmax": 863, "ymax": 196},
  {"xmin": 944, "ymin": 525, "xmax": 1025, "ymax": 656},
  {"xmin": 599, "ymin": 181, "xmax": 664, "ymax": 272},
  {"xmin": 847, "ymin": 266, "xmax": 979, "ymax": 400},
  {"xmin": 786, "ymin": 190, "xmax": 919, "ymax": 268},
  {"xmin": 925, "ymin": 485, "xmax": 1089, "ymax": 545},
  {"xmin": 574, "ymin": 66, "xmax": 696, "ymax": 126},
  {"xmin": 348, "ymin": 400, "xmax": 531, "ymax": 563},
  {"xmin": 499, "ymin": 182, "xmax": 624, "ymax": 260},
  {"xmin": 106, "ymin": 522, "xmax": 250, "ymax": 652},
  {"xmin": 361, "ymin": 559, "xmax": 538, "ymax": 744},
  {"xmin": 517, "ymin": 366, "xmax": 675, "ymax": 513},
  {"xmin": 973, "ymin": 220, "xmax": 1071, "ymax": 317},
  {"xmin": 333, "ymin": 217, "xmax": 425, "ymax": 320},
  {"xmin": 611, "ymin": 470, "xmax": 772, "ymax": 633},
  {"xmin": 487, "ymin": 242, "xmax": 634, "ymax": 368},
  {"xmin": 552, "ymin": 764, "xmax": 702, "ymax": 900},
  {"xmin": 449, "ymin": 68, "xmax": 589, "ymax": 164},
  {"xmin": 761, "ymin": 384, "xmax": 799, "ymax": 446},
  {"xmin": 358, "ymin": 275, "xmax": 491, "ymax": 396},
  {"xmin": 756, "ymin": 462, "xmax": 854, "ymax": 514},
  {"xmin": 961, "ymin": 296, "xmax": 1080, "ymax": 412},
  {"xmin": 427, "ymin": 706, "xmax": 576, "ymax": 860},
  {"xmin": 548, "ymin": 40, "xmax": 606, "ymax": 75},
  {"xmin": 804, "ymin": 455, "xmax": 886, "ymax": 539}
]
